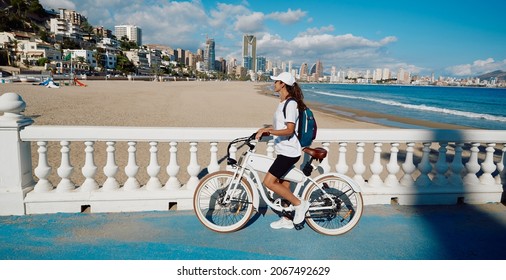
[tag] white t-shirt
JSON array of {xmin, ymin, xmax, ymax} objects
[{"xmin": 273, "ymin": 99, "xmax": 302, "ymax": 157}]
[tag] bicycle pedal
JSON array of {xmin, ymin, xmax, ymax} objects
[{"xmin": 294, "ymin": 223, "xmax": 304, "ymax": 230}]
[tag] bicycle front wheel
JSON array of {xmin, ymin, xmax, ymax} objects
[
  {"xmin": 304, "ymin": 175, "xmax": 363, "ymax": 236},
  {"xmin": 193, "ymin": 171, "xmax": 254, "ymax": 233}
]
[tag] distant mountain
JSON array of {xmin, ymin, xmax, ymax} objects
[{"xmin": 477, "ymin": 70, "xmax": 506, "ymax": 81}]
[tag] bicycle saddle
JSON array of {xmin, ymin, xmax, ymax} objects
[{"xmin": 303, "ymin": 147, "xmax": 327, "ymax": 161}]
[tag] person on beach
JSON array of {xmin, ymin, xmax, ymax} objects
[{"xmin": 255, "ymin": 72, "xmax": 310, "ymax": 230}]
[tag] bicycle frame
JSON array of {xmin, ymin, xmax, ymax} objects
[{"xmin": 224, "ymin": 141, "xmax": 338, "ymax": 213}]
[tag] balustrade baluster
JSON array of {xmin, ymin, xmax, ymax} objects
[
  {"xmin": 496, "ymin": 144, "xmax": 506, "ymax": 185},
  {"xmin": 208, "ymin": 142, "xmax": 220, "ymax": 173},
  {"xmin": 186, "ymin": 142, "xmax": 200, "ymax": 190},
  {"xmin": 464, "ymin": 142, "xmax": 481, "ymax": 185},
  {"xmin": 385, "ymin": 143, "xmax": 400, "ymax": 187},
  {"xmin": 415, "ymin": 142, "xmax": 432, "ymax": 187},
  {"xmin": 123, "ymin": 141, "xmax": 140, "ymax": 190},
  {"xmin": 81, "ymin": 141, "xmax": 98, "ymax": 191},
  {"xmin": 226, "ymin": 143, "xmax": 237, "ymax": 172},
  {"xmin": 56, "ymin": 141, "xmax": 75, "ymax": 192},
  {"xmin": 146, "ymin": 141, "xmax": 162, "ymax": 190},
  {"xmin": 267, "ymin": 140, "xmax": 275, "ymax": 158},
  {"xmin": 448, "ymin": 143, "xmax": 465, "ymax": 187},
  {"xmin": 352, "ymin": 142, "xmax": 366, "ymax": 187},
  {"xmin": 400, "ymin": 142, "xmax": 416, "ymax": 187},
  {"xmin": 433, "ymin": 142, "xmax": 449, "ymax": 186},
  {"xmin": 368, "ymin": 143, "xmax": 383, "ymax": 187},
  {"xmin": 103, "ymin": 141, "xmax": 119, "ymax": 190},
  {"xmin": 335, "ymin": 142, "xmax": 348, "ymax": 175},
  {"xmin": 318, "ymin": 142, "xmax": 331, "ymax": 174},
  {"xmin": 164, "ymin": 142, "xmax": 181, "ymax": 190},
  {"xmin": 480, "ymin": 143, "xmax": 497, "ymax": 185},
  {"xmin": 33, "ymin": 141, "xmax": 53, "ymax": 192}
]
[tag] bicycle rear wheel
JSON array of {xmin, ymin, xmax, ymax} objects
[
  {"xmin": 193, "ymin": 171, "xmax": 254, "ymax": 233},
  {"xmin": 304, "ymin": 175, "xmax": 363, "ymax": 236}
]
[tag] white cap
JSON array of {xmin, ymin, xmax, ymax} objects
[{"xmin": 270, "ymin": 72, "xmax": 295, "ymax": 86}]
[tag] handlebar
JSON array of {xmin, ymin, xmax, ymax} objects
[{"xmin": 226, "ymin": 132, "xmax": 267, "ymax": 165}]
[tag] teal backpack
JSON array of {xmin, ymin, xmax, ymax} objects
[{"xmin": 283, "ymin": 98, "xmax": 317, "ymax": 147}]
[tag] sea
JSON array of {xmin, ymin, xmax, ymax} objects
[{"xmin": 298, "ymin": 84, "xmax": 506, "ymax": 130}]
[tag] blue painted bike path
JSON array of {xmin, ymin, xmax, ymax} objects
[{"xmin": 1, "ymin": 203, "xmax": 506, "ymax": 260}]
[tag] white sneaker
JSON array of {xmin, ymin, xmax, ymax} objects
[
  {"xmin": 293, "ymin": 200, "xmax": 310, "ymax": 225},
  {"xmin": 270, "ymin": 217, "xmax": 294, "ymax": 229}
]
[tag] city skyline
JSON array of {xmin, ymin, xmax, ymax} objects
[{"xmin": 40, "ymin": 0, "xmax": 506, "ymax": 77}]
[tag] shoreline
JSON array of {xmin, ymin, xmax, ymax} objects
[{"xmin": 254, "ymin": 82, "xmax": 473, "ymax": 130}]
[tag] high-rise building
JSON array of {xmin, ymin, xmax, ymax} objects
[
  {"xmin": 114, "ymin": 25, "xmax": 142, "ymax": 46},
  {"xmin": 256, "ymin": 56, "xmax": 266, "ymax": 73},
  {"xmin": 315, "ymin": 60, "xmax": 323, "ymax": 79},
  {"xmin": 300, "ymin": 63, "xmax": 309, "ymax": 80},
  {"xmin": 49, "ymin": 8, "xmax": 83, "ymax": 39},
  {"xmin": 204, "ymin": 38, "xmax": 215, "ymax": 71},
  {"xmin": 242, "ymin": 35, "xmax": 257, "ymax": 72}
]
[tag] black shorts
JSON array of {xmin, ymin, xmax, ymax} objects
[{"xmin": 268, "ymin": 155, "xmax": 301, "ymax": 179}]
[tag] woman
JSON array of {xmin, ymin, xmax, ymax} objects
[{"xmin": 255, "ymin": 72, "xmax": 310, "ymax": 230}]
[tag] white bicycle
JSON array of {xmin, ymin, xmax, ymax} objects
[{"xmin": 193, "ymin": 133, "xmax": 364, "ymax": 236}]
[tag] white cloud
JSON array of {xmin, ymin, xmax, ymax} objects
[
  {"xmin": 266, "ymin": 8, "xmax": 307, "ymax": 25},
  {"xmin": 234, "ymin": 12, "xmax": 265, "ymax": 33},
  {"xmin": 446, "ymin": 58, "xmax": 506, "ymax": 76}
]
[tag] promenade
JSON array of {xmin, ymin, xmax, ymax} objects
[{"xmin": 1, "ymin": 203, "xmax": 505, "ymax": 260}]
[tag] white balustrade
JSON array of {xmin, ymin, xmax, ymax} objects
[
  {"xmin": 385, "ymin": 143, "xmax": 401, "ymax": 187},
  {"xmin": 56, "ymin": 141, "xmax": 75, "ymax": 192},
  {"xmin": 368, "ymin": 143, "xmax": 384, "ymax": 187},
  {"xmin": 165, "ymin": 141, "xmax": 181, "ymax": 189},
  {"xmin": 33, "ymin": 141, "xmax": 53, "ymax": 192},
  {"xmin": 146, "ymin": 141, "xmax": 162, "ymax": 190},
  {"xmin": 335, "ymin": 142, "xmax": 349, "ymax": 175},
  {"xmin": 102, "ymin": 141, "xmax": 120, "ymax": 190},
  {"xmin": 400, "ymin": 142, "xmax": 416, "ymax": 187},
  {"xmin": 433, "ymin": 142, "xmax": 449, "ymax": 187},
  {"xmin": 0, "ymin": 100, "xmax": 504, "ymax": 215},
  {"xmin": 186, "ymin": 142, "xmax": 200, "ymax": 190},
  {"xmin": 266, "ymin": 140, "xmax": 275, "ymax": 158},
  {"xmin": 448, "ymin": 143, "xmax": 465, "ymax": 187},
  {"xmin": 318, "ymin": 142, "xmax": 331, "ymax": 174},
  {"xmin": 352, "ymin": 142, "xmax": 366, "ymax": 187},
  {"xmin": 464, "ymin": 143, "xmax": 481, "ymax": 185},
  {"xmin": 81, "ymin": 141, "xmax": 99, "ymax": 191},
  {"xmin": 416, "ymin": 142, "xmax": 433, "ymax": 188},
  {"xmin": 207, "ymin": 142, "xmax": 220, "ymax": 173},
  {"xmin": 480, "ymin": 143, "xmax": 497, "ymax": 185},
  {"xmin": 123, "ymin": 141, "xmax": 140, "ymax": 190}
]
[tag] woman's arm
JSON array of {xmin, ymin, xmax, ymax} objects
[{"xmin": 256, "ymin": 122, "xmax": 295, "ymax": 140}]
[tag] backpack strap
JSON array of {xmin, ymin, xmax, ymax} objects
[{"xmin": 282, "ymin": 98, "xmax": 302, "ymax": 140}]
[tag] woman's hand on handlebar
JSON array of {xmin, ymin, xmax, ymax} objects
[{"xmin": 255, "ymin": 128, "xmax": 271, "ymax": 140}]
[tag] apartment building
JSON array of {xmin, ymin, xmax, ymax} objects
[{"xmin": 115, "ymin": 25, "xmax": 142, "ymax": 46}]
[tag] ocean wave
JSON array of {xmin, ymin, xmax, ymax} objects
[{"xmin": 314, "ymin": 90, "xmax": 506, "ymax": 123}]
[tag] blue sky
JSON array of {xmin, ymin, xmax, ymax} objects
[{"xmin": 40, "ymin": 0, "xmax": 506, "ymax": 77}]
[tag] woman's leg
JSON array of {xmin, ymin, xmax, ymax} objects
[{"xmin": 263, "ymin": 172, "xmax": 301, "ymax": 206}]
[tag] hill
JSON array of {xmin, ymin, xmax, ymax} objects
[
  {"xmin": 477, "ymin": 70, "xmax": 506, "ymax": 81},
  {"xmin": 0, "ymin": 0, "xmax": 51, "ymax": 34}
]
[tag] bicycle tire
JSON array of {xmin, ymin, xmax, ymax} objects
[
  {"xmin": 193, "ymin": 171, "xmax": 254, "ymax": 233},
  {"xmin": 304, "ymin": 175, "xmax": 363, "ymax": 236}
]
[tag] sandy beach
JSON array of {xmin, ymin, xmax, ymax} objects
[
  {"xmin": 1, "ymin": 80, "xmax": 392, "ymax": 129},
  {"xmin": 0, "ymin": 80, "xmax": 463, "ymax": 186}
]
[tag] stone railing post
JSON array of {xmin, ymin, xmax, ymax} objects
[{"xmin": 0, "ymin": 92, "xmax": 34, "ymax": 215}]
